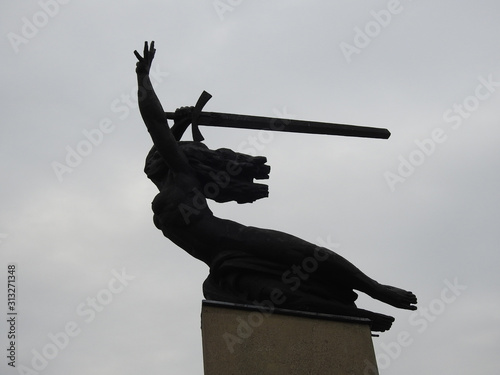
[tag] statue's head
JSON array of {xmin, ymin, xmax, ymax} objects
[{"xmin": 144, "ymin": 145, "xmax": 168, "ymax": 188}]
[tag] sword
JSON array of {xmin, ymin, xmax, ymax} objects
[{"xmin": 165, "ymin": 91, "xmax": 391, "ymax": 141}]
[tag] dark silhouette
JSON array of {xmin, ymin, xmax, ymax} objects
[{"xmin": 135, "ymin": 42, "xmax": 416, "ymax": 331}]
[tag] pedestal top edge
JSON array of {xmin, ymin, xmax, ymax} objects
[{"xmin": 202, "ymin": 300, "xmax": 372, "ymax": 325}]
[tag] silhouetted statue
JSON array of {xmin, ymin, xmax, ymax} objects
[{"xmin": 135, "ymin": 42, "xmax": 416, "ymax": 331}]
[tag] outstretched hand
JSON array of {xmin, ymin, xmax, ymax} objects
[{"xmin": 134, "ymin": 41, "xmax": 156, "ymax": 74}]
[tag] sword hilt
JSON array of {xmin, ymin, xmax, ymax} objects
[{"xmin": 191, "ymin": 91, "xmax": 212, "ymax": 141}]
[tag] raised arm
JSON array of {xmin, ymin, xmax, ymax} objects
[{"xmin": 134, "ymin": 41, "xmax": 190, "ymax": 172}]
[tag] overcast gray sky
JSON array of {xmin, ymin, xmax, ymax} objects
[{"xmin": 1, "ymin": 1, "xmax": 499, "ymax": 374}]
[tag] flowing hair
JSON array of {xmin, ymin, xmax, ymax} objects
[{"xmin": 145, "ymin": 141, "xmax": 270, "ymax": 203}]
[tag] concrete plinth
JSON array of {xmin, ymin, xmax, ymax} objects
[{"xmin": 201, "ymin": 300, "xmax": 379, "ymax": 375}]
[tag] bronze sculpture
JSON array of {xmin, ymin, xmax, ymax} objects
[{"xmin": 135, "ymin": 41, "xmax": 416, "ymax": 332}]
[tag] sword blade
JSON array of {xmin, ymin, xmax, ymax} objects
[{"xmin": 165, "ymin": 111, "xmax": 391, "ymax": 139}]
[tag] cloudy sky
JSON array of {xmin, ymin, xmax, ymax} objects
[{"xmin": 1, "ymin": 1, "xmax": 499, "ymax": 374}]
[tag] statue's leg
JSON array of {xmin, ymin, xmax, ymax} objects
[
  {"xmin": 212, "ymin": 221, "xmax": 417, "ymax": 310},
  {"xmin": 183, "ymin": 216, "xmax": 416, "ymax": 311}
]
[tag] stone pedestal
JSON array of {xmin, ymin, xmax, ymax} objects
[{"xmin": 201, "ymin": 300, "xmax": 379, "ymax": 375}]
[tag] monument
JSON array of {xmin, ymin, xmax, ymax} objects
[{"xmin": 134, "ymin": 41, "xmax": 417, "ymax": 373}]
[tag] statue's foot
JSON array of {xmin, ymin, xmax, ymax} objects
[
  {"xmin": 360, "ymin": 310, "xmax": 395, "ymax": 332},
  {"xmin": 372, "ymin": 284, "xmax": 417, "ymax": 310}
]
